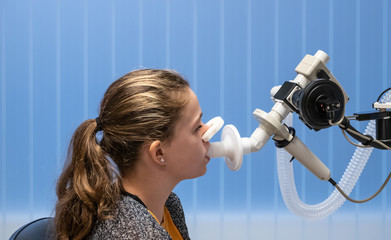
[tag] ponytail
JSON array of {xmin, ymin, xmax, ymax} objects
[{"xmin": 54, "ymin": 119, "xmax": 121, "ymax": 240}]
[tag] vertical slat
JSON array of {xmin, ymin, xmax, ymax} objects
[
  {"xmin": 192, "ymin": 0, "xmax": 198, "ymax": 93},
  {"xmin": 219, "ymin": 0, "xmax": 225, "ymax": 238},
  {"xmin": 381, "ymin": 0, "xmax": 388, "ymax": 239},
  {"xmin": 142, "ymin": 1, "xmax": 166, "ymax": 68},
  {"xmin": 327, "ymin": 3, "xmax": 335, "ymax": 239},
  {"xmin": 354, "ymin": 1, "xmax": 361, "ymax": 239},
  {"xmin": 192, "ymin": 0, "xmax": 198, "ymax": 238},
  {"xmin": 28, "ymin": 0, "xmax": 34, "ymax": 221},
  {"xmin": 301, "ymin": 0, "xmax": 307, "ymax": 55},
  {"xmin": 301, "ymin": 0, "xmax": 307, "ymax": 238},
  {"xmin": 138, "ymin": 0, "xmax": 143, "ymax": 66},
  {"xmin": 111, "ymin": 0, "xmax": 116, "ymax": 78},
  {"xmin": 165, "ymin": 0, "xmax": 170, "ymax": 69},
  {"xmin": 328, "ymin": 0, "xmax": 334, "ymax": 174},
  {"xmin": 83, "ymin": 0, "xmax": 88, "ymax": 119},
  {"xmin": 246, "ymin": 0, "xmax": 252, "ymax": 239},
  {"xmin": 273, "ymin": 0, "xmax": 279, "ymax": 238},
  {"xmin": 60, "ymin": 0, "xmax": 85, "ymax": 171},
  {"xmin": 5, "ymin": 0, "xmax": 30, "ymax": 219},
  {"xmin": 114, "ymin": 0, "xmax": 139, "ymax": 75},
  {"xmin": 300, "ymin": 0, "xmax": 307, "ymax": 205},
  {"xmin": 56, "ymin": 0, "xmax": 61, "ymax": 172},
  {"xmin": 1, "ymin": 0, "xmax": 6, "ymax": 238},
  {"xmin": 249, "ymin": 0, "xmax": 277, "ymax": 219},
  {"xmin": 31, "ymin": 0, "xmax": 57, "ymax": 215},
  {"xmin": 355, "ymin": 1, "xmax": 361, "ymax": 114},
  {"xmin": 304, "ymin": 0, "xmax": 330, "ymax": 205},
  {"xmin": 333, "ymin": 0, "xmax": 357, "ymax": 217},
  {"xmin": 167, "ymin": 0, "xmax": 195, "ymax": 226},
  {"xmin": 194, "ymin": 1, "xmax": 221, "ymax": 238},
  {"xmin": 86, "ymin": 0, "xmax": 112, "ymax": 116}
]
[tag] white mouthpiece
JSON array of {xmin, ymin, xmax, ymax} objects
[{"xmin": 208, "ymin": 125, "xmax": 244, "ymax": 171}]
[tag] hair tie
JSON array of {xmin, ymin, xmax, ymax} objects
[{"xmin": 95, "ymin": 117, "xmax": 103, "ymax": 132}]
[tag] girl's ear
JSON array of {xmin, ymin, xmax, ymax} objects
[{"xmin": 149, "ymin": 140, "xmax": 165, "ymax": 166}]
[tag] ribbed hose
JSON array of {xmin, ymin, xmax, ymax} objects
[{"xmin": 277, "ymin": 91, "xmax": 391, "ymax": 219}]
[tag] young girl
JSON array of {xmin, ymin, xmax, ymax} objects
[{"xmin": 54, "ymin": 69, "xmax": 210, "ymax": 240}]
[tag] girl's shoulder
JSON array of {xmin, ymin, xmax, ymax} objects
[
  {"xmin": 87, "ymin": 194, "xmax": 170, "ymax": 239},
  {"xmin": 165, "ymin": 192, "xmax": 190, "ymax": 240}
]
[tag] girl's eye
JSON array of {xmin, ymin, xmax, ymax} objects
[{"xmin": 195, "ymin": 125, "xmax": 203, "ymax": 133}]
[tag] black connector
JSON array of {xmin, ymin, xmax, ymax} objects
[
  {"xmin": 328, "ymin": 178, "xmax": 337, "ymax": 186},
  {"xmin": 353, "ymin": 110, "xmax": 391, "ymax": 121},
  {"xmin": 273, "ymin": 81, "xmax": 301, "ymax": 113}
]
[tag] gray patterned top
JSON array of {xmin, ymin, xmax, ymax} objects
[{"xmin": 86, "ymin": 192, "xmax": 190, "ymax": 240}]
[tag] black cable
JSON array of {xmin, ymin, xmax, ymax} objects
[
  {"xmin": 339, "ymin": 117, "xmax": 391, "ymax": 150},
  {"xmin": 376, "ymin": 87, "xmax": 391, "ymax": 102},
  {"xmin": 329, "ymin": 172, "xmax": 391, "ymax": 203}
]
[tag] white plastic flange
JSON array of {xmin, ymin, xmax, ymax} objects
[
  {"xmin": 222, "ymin": 125, "xmax": 243, "ymax": 171},
  {"xmin": 208, "ymin": 124, "xmax": 243, "ymax": 171},
  {"xmin": 202, "ymin": 116, "xmax": 224, "ymax": 142}
]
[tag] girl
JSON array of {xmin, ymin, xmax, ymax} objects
[{"xmin": 55, "ymin": 69, "xmax": 210, "ymax": 239}]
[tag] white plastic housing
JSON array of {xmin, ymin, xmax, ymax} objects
[
  {"xmin": 283, "ymin": 135, "xmax": 331, "ymax": 180},
  {"xmin": 373, "ymin": 102, "xmax": 391, "ymax": 109}
]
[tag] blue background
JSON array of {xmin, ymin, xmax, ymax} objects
[{"xmin": 1, "ymin": 0, "xmax": 391, "ymax": 239}]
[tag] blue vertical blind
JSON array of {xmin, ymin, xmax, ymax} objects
[{"xmin": 1, "ymin": 0, "xmax": 390, "ymax": 239}]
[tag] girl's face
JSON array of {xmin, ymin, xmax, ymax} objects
[{"xmin": 162, "ymin": 88, "xmax": 210, "ymax": 181}]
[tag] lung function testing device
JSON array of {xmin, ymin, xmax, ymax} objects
[{"xmin": 202, "ymin": 50, "xmax": 391, "ymax": 219}]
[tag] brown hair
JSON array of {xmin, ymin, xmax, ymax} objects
[{"xmin": 54, "ymin": 69, "xmax": 190, "ymax": 240}]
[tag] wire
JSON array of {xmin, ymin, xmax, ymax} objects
[
  {"xmin": 376, "ymin": 87, "xmax": 391, "ymax": 102},
  {"xmin": 345, "ymin": 127, "xmax": 391, "ymax": 150},
  {"xmin": 329, "ymin": 172, "xmax": 391, "ymax": 203},
  {"xmin": 328, "ymin": 119, "xmax": 341, "ymax": 126},
  {"xmin": 328, "ymin": 120, "xmax": 338, "ymax": 126},
  {"xmin": 345, "ymin": 127, "xmax": 371, "ymax": 139},
  {"xmin": 341, "ymin": 129, "xmax": 371, "ymax": 148},
  {"xmin": 373, "ymin": 139, "xmax": 391, "ymax": 150}
]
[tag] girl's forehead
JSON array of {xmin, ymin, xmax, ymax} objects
[{"xmin": 178, "ymin": 90, "xmax": 201, "ymax": 124}]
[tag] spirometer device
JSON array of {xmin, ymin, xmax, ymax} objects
[{"xmin": 203, "ymin": 50, "xmax": 391, "ymax": 219}]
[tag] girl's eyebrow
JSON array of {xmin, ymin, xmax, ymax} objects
[{"xmin": 192, "ymin": 112, "xmax": 203, "ymax": 126}]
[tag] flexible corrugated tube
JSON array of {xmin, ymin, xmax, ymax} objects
[{"xmin": 277, "ymin": 91, "xmax": 391, "ymax": 219}]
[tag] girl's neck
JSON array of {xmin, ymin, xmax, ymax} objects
[{"xmin": 121, "ymin": 165, "xmax": 177, "ymax": 223}]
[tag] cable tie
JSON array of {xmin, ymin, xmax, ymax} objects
[
  {"xmin": 339, "ymin": 118, "xmax": 350, "ymax": 130},
  {"xmin": 362, "ymin": 135, "xmax": 374, "ymax": 146}
]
